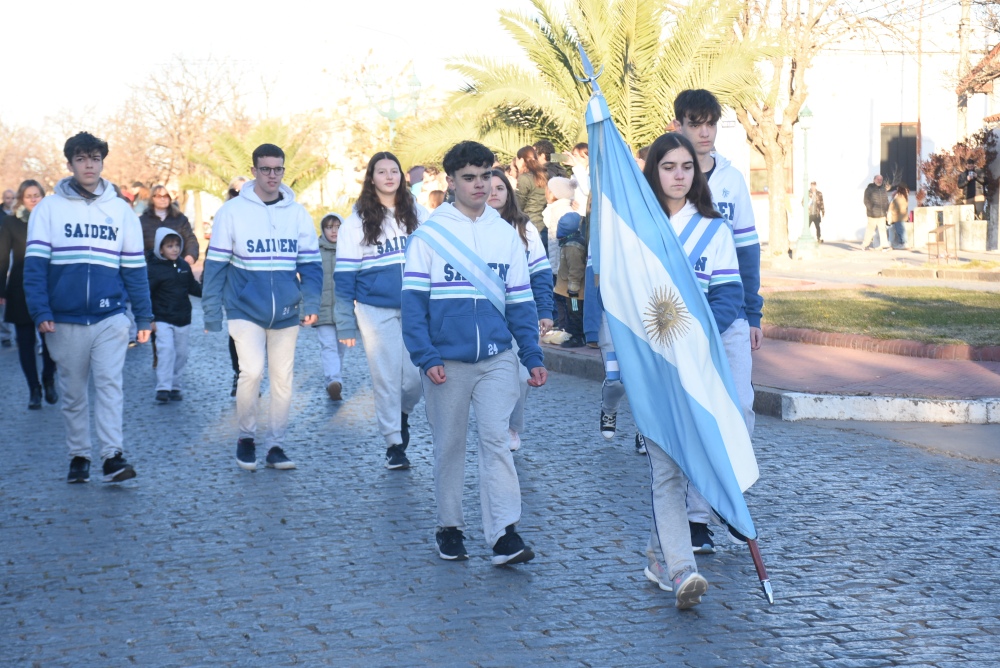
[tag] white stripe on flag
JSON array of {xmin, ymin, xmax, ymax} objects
[{"xmin": 601, "ymin": 196, "xmax": 759, "ymax": 491}]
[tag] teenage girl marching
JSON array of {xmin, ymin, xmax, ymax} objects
[
  {"xmin": 487, "ymin": 168, "xmax": 554, "ymax": 451},
  {"xmin": 636, "ymin": 132, "xmax": 743, "ymax": 609},
  {"xmin": 335, "ymin": 152, "xmax": 429, "ymax": 469}
]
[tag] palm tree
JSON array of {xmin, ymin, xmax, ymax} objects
[
  {"xmin": 181, "ymin": 118, "xmax": 329, "ymax": 199},
  {"xmin": 395, "ymin": 0, "xmax": 770, "ymax": 166}
]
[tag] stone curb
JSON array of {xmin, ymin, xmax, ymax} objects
[
  {"xmin": 761, "ymin": 324, "xmax": 1000, "ymax": 362},
  {"xmin": 880, "ymin": 267, "xmax": 1000, "ymax": 282},
  {"xmin": 542, "ymin": 345, "xmax": 999, "ymax": 425}
]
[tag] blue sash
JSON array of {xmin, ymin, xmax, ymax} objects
[{"xmin": 411, "ymin": 221, "xmax": 507, "ymax": 316}]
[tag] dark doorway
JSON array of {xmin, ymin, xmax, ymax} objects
[{"xmin": 880, "ymin": 123, "xmax": 918, "ymax": 190}]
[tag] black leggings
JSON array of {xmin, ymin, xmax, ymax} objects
[{"xmin": 15, "ymin": 324, "xmax": 55, "ymax": 391}]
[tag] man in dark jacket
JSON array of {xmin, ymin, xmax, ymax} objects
[{"xmin": 862, "ymin": 174, "xmax": 890, "ymax": 250}]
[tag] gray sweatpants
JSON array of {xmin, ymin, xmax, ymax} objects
[
  {"xmin": 228, "ymin": 318, "xmax": 299, "ymax": 447},
  {"xmin": 646, "ymin": 438, "xmax": 698, "ymax": 580},
  {"xmin": 154, "ymin": 323, "xmax": 190, "ymax": 392},
  {"xmin": 355, "ymin": 302, "xmax": 422, "ymax": 446},
  {"xmin": 424, "ymin": 349, "xmax": 522, "ymax": 547},
  {"xmin": 687, "ymin": 317, "xmax": 756, "ymax": 523},
  {"xmin": 46, "ymin": 313, "xmax": 130, "ymax": 461}
]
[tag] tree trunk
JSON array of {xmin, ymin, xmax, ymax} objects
[{"xmin": 765, "ymin": 149, "xmax": 789, "ymax": 256}]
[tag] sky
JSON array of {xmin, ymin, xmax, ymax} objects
[{"xmin": 3, "ymin": 0, "xmax": 535, "ymax": 128}]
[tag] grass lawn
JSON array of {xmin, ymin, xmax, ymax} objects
[{"xmin": 763, "ymin": 287, "xmax": 1000, "ymax": 346}]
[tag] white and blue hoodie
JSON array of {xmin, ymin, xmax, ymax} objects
[
  {"xmin": 23, "ymin": 178, "xmax": 152, "ymax": 329},
  {"xmin": 401, "ymin": 203, "xmax": 543, "ymax": 373},
  {"xmin": 202, "ymin": 182, "xmax": 322, "ymax": 331},
  {"xmin": 524, "ymin": 223, "xmax": 554, "ymax": 321},
  {"xmin": 334, "ymin": 203, "xmax": 430, "ymax": 340},
  {"xmin": 708, "ymin": 153, "xmax": 763, "ymax": 328},
  {"xmin": 669, "ymin": 201, "xmax": 743, "ymax": 333}
]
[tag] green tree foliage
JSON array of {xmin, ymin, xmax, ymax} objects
[
  {"xmin": 181, "ymin": 118, "xmax": 329, "ymax": 199},
  {"xmin": 395, "ymin": 0, "xmax": 768, "ymax": 166}
]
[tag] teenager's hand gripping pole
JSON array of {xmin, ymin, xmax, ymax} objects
[{"xmin": 747, "ymin": 539, "xmax": 774, "ymax": 604}]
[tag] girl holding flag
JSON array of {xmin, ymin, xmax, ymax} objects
[
  {"xmin": 335, "ymin": 152, "xmax": 429, "ymax": 470},
  {"xmin": 637, "ymin": 132, "xmax": 743, "ymax": 609},
  {"xmin": 487, "ymin": 168, "xmax": 554, "ymax": 451}
]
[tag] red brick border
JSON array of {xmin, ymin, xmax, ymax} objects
[{"xmin": 762, "ymin": 325, "xmax": 1000, "ymax": 362}]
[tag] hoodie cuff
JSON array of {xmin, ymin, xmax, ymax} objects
[
  {"xmin": 135, "ymin": 319, "xmax": 152, "ymax": 331},
  {"xmin": 521, "ymin": 352, "xmax": 545, "ymax": 371},
  {"xmin": 35, "ymin": 312, "xmax": 54, "ymax": 328},
  {"xmin": 420, "ymin": 356, "xmax": 444, "ymax": 375},
  {"xmin": 204, "ymin": 320, "xmax": 223, "ymax": 332}
]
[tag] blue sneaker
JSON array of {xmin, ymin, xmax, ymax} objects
[
  {"xmin": 265, "ymin": 446, "xmax": 295, "ymax": 470},
  {"xmin": 236, "ymin": 438, "xmax": 257, "ymax": 471}
]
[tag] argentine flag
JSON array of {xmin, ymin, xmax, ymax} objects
[{"xmin": 585, "ymin": 78, "xmax": 759, "ymax": 540}]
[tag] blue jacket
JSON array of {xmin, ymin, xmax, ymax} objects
[
  {"xmin": 401, "ymin": 203, "xmax": 544, "ymax": 373},
  {"xmin": 202, "ymin": 182, "xmax": 322, "ymax": 331},
  {"xmin": 23, "ymin": 178, "xmax": 152, "ymax": 329},
  {"xmin": 524, "ymin": 223, "xmax": 554, "ymax": 321},
  {"xmin": 334, "ymin": 203, "xmax": 430, "ymax": 339}
]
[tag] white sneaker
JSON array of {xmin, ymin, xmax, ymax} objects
[
  {"xmin": 673, "ymin": 568, "xmax": 709, "ymax": 609},
  {"xmin": 644, "ymin": 561, "xmax": 673, "ymax": 592},
  {"xmin": 508, "ymin": 429, "xmax": 521, "ymax": 451}
]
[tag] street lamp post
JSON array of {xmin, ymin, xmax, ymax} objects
[
  {"xmin": 362, "ymin": 71, "xmax": 422, "ymax": 147},
  {"xmin": 794, "ymin": 105, "xmax": 818, "ymax": 261}
]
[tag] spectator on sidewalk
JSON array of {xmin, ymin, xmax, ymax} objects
[
  {"xmin": 0, "ymin": 180, "xmax": 58, "ymax": 409},
  {"xmin": 533, "ymin": 139, "xmax": 568, "ymax": 180},
  {"xmin": 862, "ymin": 174, "xmax": 890, "ymax": 250},
  {"xmin": 514, "ymin": 146, "xmax": 550, "ymax": 250},
  {"xmin": 202, "ymin": 143, "xmax": 323, "ymax": 472},
  {"xmin": 140, "ymin": 185, "xmax": 199, "ymax": 266},
  {"xmin": 2, "ymin": 189, "xmax": 15, "ymax": 216},
  {"xmin": 806, "ymin": 181, "xmax": 825, "ymax": 243},
  {"xmin": 23, "ymin": 131, "xmax": 152, "ymax": 484},
  {"xmin": 554, "ymin": 210, "xmax": 587, "ymax": 348},
  {"xmin": 131, "ymin": 182, "xmax": 149, "ymax": 215},
  {"xmin": 147, "ymin": 228, "xmax": 201, "ymax": 403},
  {"xmin": 888, "ymin": 184, "xmax": 909, "ymax": 250}
]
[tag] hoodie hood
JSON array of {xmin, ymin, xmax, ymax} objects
[
  {"xmin": 711, "ymin": 152, "xmax": 733, "ymax": 173},
  {"xmin": 153, "ymin": 226, "xmax": 183, "ymax": 260},
  {"xmin": 55, "ymin": 177, "xmax": 112, "ymax": 203},
  {"xmin": 318, "ymin": 212, "xmax": 343, "ymax": 251},
  {"xmin": 239, "ymin": 180, "xmax": 296, "ymax": 207},
  {"xmin": 429, "ymin": 201, "xmax": 502, "ymax": 225}
]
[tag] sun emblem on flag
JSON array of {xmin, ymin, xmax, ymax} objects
[{"xmin": 643, "ymin": 286, "xmax": 691, "ymax": 347}]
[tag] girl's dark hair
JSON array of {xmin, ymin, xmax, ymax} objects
[
  {"xmin": 516, "ymin": 146, "xmax": 547, "ymax": 188},
  {"xmin": 320, "ymin": 213, "xmax": 342, "ymax": 228},
  {"xmin": 490, "ymin": 168, "xmax": 529, "ymax": 247},
  {"xmin": 16, "ymin": 179, "xmax": 45, "ymax": 204},
  {"xmin": 356, "ymin": 152, "xmax": 419, "ymax": 246},
  {"xmin": 896, "ymin": 184, "xmax": 909, "ymax": 198},
  {"xmin": 642, "ymin": 132, "xmax": 720, "ymax": 220}
]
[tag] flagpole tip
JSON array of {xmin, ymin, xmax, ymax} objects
[{"xmin": 761, "ymin": 580, "xmax": 774, "ymax": 604}]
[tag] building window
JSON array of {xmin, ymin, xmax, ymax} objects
[
  {"xmin": 880, "ymin": 123, "xmax": 918, "ymax": 191},
  {"xmin": 748, "ymin": 146, "xmax": 793, "ymax": 195}
]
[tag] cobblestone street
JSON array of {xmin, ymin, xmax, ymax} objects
[{"xmin": 2, "ymin": 308, "xmax": 999, "ymax": 667}]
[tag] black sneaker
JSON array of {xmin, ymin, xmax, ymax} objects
[
  {"xmin": 400, "ymin": 412, "xmax": 410, "ymax": 450},
  {"xmin": 265, "ymin": 446, "xmax": 296, "ymax": 470},
  {"xmin": 634, "ymin": 433, "xmax": 647, "ymax": 455},
  {"xmin": 102, "ymin": 453, "xmax": 136, "ymax": 483},
  {"xmin": 385, "ymin": 444, "xmax": 410, "ymax": 470},
  {"xmin": 600, "ymin": 410, "xmax": 617, "ymax": 439},
  {"xmin": 155, "ymin": 390, "xmax": 170, "ymax": 403},
  {"xmin": 236, "ymin": 438, "xmax": 257, "ymax": 471},
  {"xmin": 560, "ymin": 335, "xmax": 585, "ymax": 348},
  {"xmin": 436, "ymin": 527, "xmax": 469, "ymax": 561},
  {"xmin": 28, "ymin": 386, "xmax": 42, "ymax": 410},
  {"xmin": 690, "ymin": 522, "xmax": 716, "ymax": 554},
  {"xmin": 169, "ymin": 390, "xmax": 183, "ymax": 401},
  {"xmin": 230, "ymin": 372, "xmax": 239, "ymax": 398},
  {"xmin": 44, "ymin": 381, "xmax": 58, "ymax": 405},
  {"xmin": 67, "ymin": 456, "xmax": 90, "ymax": 483},
  {"xmin": 492, "ymin": 524, "xmax": 535, "ymax": 565}
]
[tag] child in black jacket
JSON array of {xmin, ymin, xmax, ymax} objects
[{"xmin": 147, "ymin": 227, "xmax": 202, "ymax": 403}]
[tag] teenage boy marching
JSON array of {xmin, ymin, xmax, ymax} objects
[
  {"xmin": 673, "ymin": 89, "xmax": 763, "ymax": 553},
  {"xmin": 402, "ymin": 141, "xmax": 547, "ymax": 564},
  {"xmin": 23, "ymin": 132, "xmax": 152, "ymax": 484},
  {"xmin": 202, "ymin": 144, "xmax": 323, "ymax": 471}
]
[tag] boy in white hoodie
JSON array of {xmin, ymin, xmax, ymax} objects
[
  {"xmin": 673, "ymin": 89, "xmax": 763, "ymax": 554},
  {"xmin": 202, "ymin": 144, "xmax": 323, "ymax": 472},
  {"xmin": 402, "ymin": 141, "xmax": 547, "ymax": 565}
]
